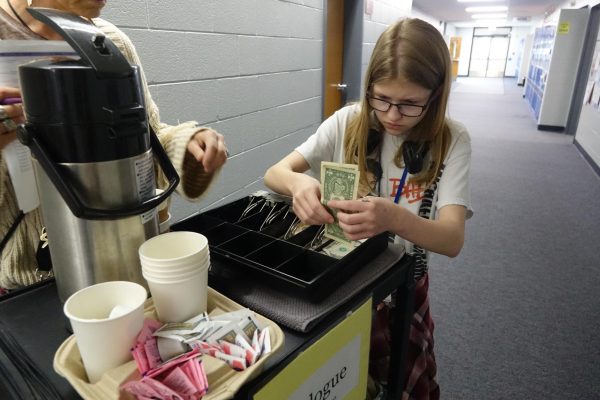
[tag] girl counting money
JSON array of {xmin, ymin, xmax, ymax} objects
[{"xmin": 264, "ymin": 18, "xmax": 473, "ymax": 400}]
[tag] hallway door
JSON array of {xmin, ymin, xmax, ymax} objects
[
  {"xmin": 469, "ymin": 33, "xmax": 510, "ymax": 77},
  {"xmin": 323, "ymin": 0, "xmax": 345, "ymax": 119}
]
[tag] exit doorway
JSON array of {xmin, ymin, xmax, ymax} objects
[{"xmin": 469, "ymin": 27, "xmax": 511, "ymax": 78}]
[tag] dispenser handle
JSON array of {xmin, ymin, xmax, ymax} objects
[
  {"xmin": 18, "ymin": 124, "xmax": 180, "ymax": 220},
  {"xmin": 27, "ymin": 7, "xmax": 132, "ymax": 78}
]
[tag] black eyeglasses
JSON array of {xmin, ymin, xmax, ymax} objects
[{"xmin": 366, "ymin": 94, "xmax": 432, "ymax": 117}]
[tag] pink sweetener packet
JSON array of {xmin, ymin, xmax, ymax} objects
[
  {"xmin": 214, "ymin": 350, "xmax": 247, "ymax": 371},
  {"xmin": 218, "ymin": 340, "xmax": 246, "ymax": 358},
  {"xmin": 145, "ymin": 348, "xmax": 201, "ymax": 379},
  {"xmin": 232, "ymin": 335, "xmax": 258, "ymax": 366},
  {"xmin": 136, "ymin": 318, "xmax": 163, "ymax": 344},
  {"xmin": 194, "ymin": 359, "xmax": 209, "ymax": 393},
  {"xmin": 161, "ymin": 365, "xmax": 197, "ymax": 396},
  {"xmin": 190, "ymin": 340, "xmax": 219, "ymax": 357},
  {"xmin": 131, "ymin": 343, "xmax": 150, "ymax": 374},
  {"xmin": 144, "ymin": 337, "xmax": 162, "ymax": 370},
  {"xmin": 180, "ymin": 359, "xmax": 208, "ymax": 395},
  {"xmin": 143, "ymin": 377, "xmax": 185, "ymax": 400},
  {"xmin": 121, "ymin": 379, "xmax": 162, "ymax": 399}
]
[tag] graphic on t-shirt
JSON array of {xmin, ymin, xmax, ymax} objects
[{"xmin": 389, "ymin": 178, "xmax": 424, "ymax": 204}]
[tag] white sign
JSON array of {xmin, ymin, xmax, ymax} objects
[{"xmin": 289, "ymin": 335, "xmax": 361, "ymax": 400}]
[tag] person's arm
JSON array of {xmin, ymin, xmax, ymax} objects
[
  {"xmin": 390, "ymin": 203, "xmax": 466, "ymax": 257},
  {"xmin": 95, "ymin": 19, "xmax": 227, "ymax": 200},
  {"xmin": 265, "ymin": 151, "xmax": 334, "ymax": 225},
  {"xmin": 330, "ymin": 197, "xmax": 466, "ymax": 257}
]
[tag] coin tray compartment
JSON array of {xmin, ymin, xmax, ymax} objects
[
  {"xmin": 277, "ymin": 251, "xmax": 336, "ymax": 284},
  {"xmin": 285, "ymin": 224, "xmax": 322, "ymax": 247},
  {"xmin": 202, "ymin": 223, "xmax": 248, "ymax": 246},
  {"xmin": 236, "ymin": 209, "xmax": 272, "ymax": 231},
  {"xmin": 219, "ymin": 231, "xmax": 273, "ymax": 257},
  {"xmin": 259, "ymin": 211, "xmax": 297, "ymax": 238},
  {"xmin": 203, "ymin": 197, "xmax": 255, "ymax": 222},
  {"xmin": 173, "ymin": 194, "xmax": 388, "ymax": 301},
  {"xmin": 245, "ymin": 240, "xmax": 304, "ymax": 269},
  {"xmin": 171, "ymin": 214, "xmax": 223, "ymax": 233}
]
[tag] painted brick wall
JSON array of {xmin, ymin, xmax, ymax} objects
[
  {"xmin": 101, "ymin": 0, "xmax": 324, "ymax": 222},
  {"xmin": 361, "ymin": 0, "xmax": 412, "ymax": 85}
]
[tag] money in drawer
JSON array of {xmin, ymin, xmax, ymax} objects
[{"xmin": 172, "ymin": 191, "xmax": 388, "ymax": 302}]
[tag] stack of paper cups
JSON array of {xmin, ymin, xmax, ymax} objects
[
  {"xmin": 139, "ymin": 231, "xmax": 210, "ymax": 322},
  {"xmin": 155, "ymin": 188, "xmax": 171, "ymax": 233}
]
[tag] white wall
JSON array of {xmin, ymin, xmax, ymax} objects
[
  {"xmin": 517, "ymin": 33, "xmax": 534, "ymax": 85},
  {"xmin": 99, "ymin": 0, "xmax": 464, "ymax": 222},
  {"xmin": 574, "ymin": 4, "xmax": 600, "ymax": 168},
  {"xmin": 549, "ymin": 0, "xmax": 600, "ymax": 21},
  {"xmin": 102, "ymin": 0, "xmax": 324, "ymax": 222},
  {"xmin": 456, "ymin": 27, "xmax": 473, "ymax": 76},
  {"xmin": 549, "ymin": 0, "xmax": 600, "ymax": 170},
  {"xmin": 409, "ymin": 6, "xmax": 443, "ymax": 31},
  {"xmin": 505, "ymin": 26, "xmax": 533, "ymax": 77},
  {"xmin": 361, "ymin": 0, "xmax": 413, "ymax": 87}
]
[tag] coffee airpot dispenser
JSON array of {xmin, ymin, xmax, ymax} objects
[{"xmin": 17, "ymin": 8, "xmax": 180, "ymax": 303}]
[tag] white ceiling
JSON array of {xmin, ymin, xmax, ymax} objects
[{"xmin": 412, "ymin": 0, "xmax": 569, "ymax": 24}]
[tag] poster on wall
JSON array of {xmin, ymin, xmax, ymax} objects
[{"xmin": 584, "ymin": 42, "xmax": 600, "ymax": 110}]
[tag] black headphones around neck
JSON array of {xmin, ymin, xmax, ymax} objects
[
  {"xmin": 402, "ymin": 141, "xmax": 429, "ymax": 174},
  {"xmin": 367, "ymin": 129, "xmax": 429, "ymax": 175}
]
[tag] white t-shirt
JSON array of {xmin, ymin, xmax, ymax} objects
[{"xmin": 296, "ymin": 104, "xmax": 473, "ymax": 254}]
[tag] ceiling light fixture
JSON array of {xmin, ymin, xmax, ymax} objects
[
  {"xmin": 474, "ymin": 18, "xmax": 507, "ymax": 27},
  {"xmin": 465, "ymin": 6, "xmax": 508, "ymax": 13},
  {"xmin": 457, "ymin": 0, "xmax": 501, "ymax": 3},
  {"xmin": 471, "ymin": 13, "xmax": 508, "ymax": 19}
]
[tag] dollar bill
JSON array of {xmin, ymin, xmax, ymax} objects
[
  {"xmin": 321, "ymin": 240, "xmax": 356, "ymax": 259},
  {"xmin": 320, "ymin": 161, "xmax": 359, "ymax": 245}
]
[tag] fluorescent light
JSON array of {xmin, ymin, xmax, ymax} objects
[
  {"xmin": 465, "ymin": 6, "xmax": 508, "ymax": 13},
  {"xmin": 472, "ymin": 13, "xmax": 508, "ymax": 19},
  {"xmin": 457, "ymin": 0, "xmax": 502, "ymax": 3},
  {"xmin": 474, "ymin": 19, "xmax": 507, "ymax": 26}
]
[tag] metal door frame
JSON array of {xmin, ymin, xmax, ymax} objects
[{"xmin": 468, "ymin": 27, "xmax": 512, "ymax": 77}]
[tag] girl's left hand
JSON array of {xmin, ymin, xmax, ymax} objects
[{"xmin": 327, "ymin": 196, "xmax": 398, "ymax": 241}]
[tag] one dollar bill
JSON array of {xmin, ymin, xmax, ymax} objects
[{"xmin": 320, "ymin": 161, "xmax": 359, "ymax": 245}]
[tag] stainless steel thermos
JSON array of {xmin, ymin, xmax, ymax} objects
[{"xmin": 17, "ymin": 8, "xmax": 180, "ymax": 302}]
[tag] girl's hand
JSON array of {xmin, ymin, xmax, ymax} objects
[
  {"xmin": 327, "ymin": 196, "xmax": 399, "ymax": 240},
  {"xmin": 0, "ymin": 87, "xmax": 24, "ymax": 151},
  {"xmin": 290, "ymin": 174, "xmax": 334, "ymax": 225}
]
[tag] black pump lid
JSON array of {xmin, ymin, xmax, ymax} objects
[
  {"xmin": 27, "ymin": 7, "xmax": 132, "ymax": 78},
  {"xmin": 19, "ymin": 8, "xmax": 150, "ymax": 163}
]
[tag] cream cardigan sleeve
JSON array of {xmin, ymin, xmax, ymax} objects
[{"xmin": 94, "ymin": 18, "xmax": 218, "ymax": 200}]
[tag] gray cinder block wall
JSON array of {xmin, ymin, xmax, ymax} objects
[
  {"xmin": 361, "ymin": 0, "xmax": 412, "ymax": 88},
  {"xmin": 102, "ymin": 0, "xmax": 324, "ymax": 223},
  {"xmin": 101, "ymin": 1, "xmax": 426, "ymax": 223}
]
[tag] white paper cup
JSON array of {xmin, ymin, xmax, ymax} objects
[
  {"xmin": 139, "ymin": 232, "xmax": 210, "ymax": 322},
  {"xmin": 155, "ymin": 188, "xmax": 170, "ymax": 223},
  {"xmin": 63, "ymin": 281, "xmax": 147, "ymax": 383},
  {"xmin": 159, "ymin": 212, "xmax": 171, "ymax": 234},
  {"xmin": 141, "ymin": 252, "xmax": 209, "ymax": 276},
  {"xmin": 142, "ymin": 266, "xmax": 206, "ymax": 282},
  {"xmin": 145, "ymin": 265, "xmax": 209, "ymax": 322},
  {"xmin": 139, "ymin": 231, "xmax": 208, "ymax": 268}
]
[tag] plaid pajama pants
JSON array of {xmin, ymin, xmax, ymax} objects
[{"xmin": 369, "ymin": 273, "xmax": 439, "ymax": 400}]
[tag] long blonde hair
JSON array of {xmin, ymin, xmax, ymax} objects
[{"xmin": 343, "ymin": 18, "xmax": 452, "ymax": 192}]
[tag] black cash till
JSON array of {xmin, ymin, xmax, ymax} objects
[{"xmin": 172, "ymin": 192, "xmax": 388, "ymax": 302}]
